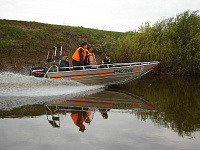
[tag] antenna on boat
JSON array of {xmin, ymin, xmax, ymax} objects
[
  {"xmin": 45, "ymin": 105, "xmax": 60, "ymax": 128},
  {"xmin": 59, "ymin": 46, "xmax": 63, "ymax": 66},
  {"xmin": 43, "ymin": 46, "xmax": 63, "ymax": 77}
]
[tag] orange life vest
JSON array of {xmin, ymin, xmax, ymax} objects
[
  {"xmin": 89, "ymin": 53, "xmax": 94, "ymax": 64},
  {"xmin": 72, "ymin": 47, "xmax": 86, "ymax": 62},
  {"xmin": 71, "ymin": 110, "xmax": 91, "ymax": 127},
  {"xmin": 71, "ymin": 113, "xmax": 85, "ymax": 127},
  {"xmin": 85, "ymin": 49, "xmax": 91, "ymax": 64},
  {"xmin": 85, "ymin": 49, "xmax": 94, "ymax": 64}
]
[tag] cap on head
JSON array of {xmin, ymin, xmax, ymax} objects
[
  {"xmin": 79, "ymin": 125, "xmax": 86, "ymax": 132},
  {"xmin": 87, "ymin": 45, "xmax": 93, "ymax": 49},
  {"xmin": 81, "ymin": 41, "xmax": 87, "ymax": 47},
  {"xmin": 106, "ymin": 54, "xmax": 110, "ymax": 57}
]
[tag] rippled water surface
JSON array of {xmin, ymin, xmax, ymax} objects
[{"xmin": 0, "ymin": 71, "xmax": 199, "ymax": 150}]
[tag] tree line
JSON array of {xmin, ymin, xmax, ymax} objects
[{"xmin": 110, "ymin": 10, "xmax": 200, "ymax": 75}]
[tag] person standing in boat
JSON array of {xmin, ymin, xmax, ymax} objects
[
  {"xmin": 72, "ymin": 42, "xmax": 87, "ymax": 70},
  {"xmin": 84, "ymin": 45, "xmax": 93, "ymax": 66},
  {"xmin": 71, "ymin": 107, "xmax": 91, "ymax": 132},
  {"xmin": 101, "ymin": 54, "xmax": 112, "ymax": 68},
  {"xmin": 59, "ymin": 56, "xmax": 69, "ymax": 71}
]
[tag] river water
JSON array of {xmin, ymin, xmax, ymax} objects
[{"xmin": 0, "ymin": 71, "xmax": 199, "ymax": 150}]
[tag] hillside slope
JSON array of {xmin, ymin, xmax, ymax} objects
[{"xmin": 0, "ymin": 19, "xmax": 124, "ymax": 68}]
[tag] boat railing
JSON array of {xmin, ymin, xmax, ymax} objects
[
  {"xmin": 55, "ymin": 61, "xmax": 159, "ymax": 72},
  {"xmin": 39, "ymin": 45, "xmax": 159, "ymax": 77}
]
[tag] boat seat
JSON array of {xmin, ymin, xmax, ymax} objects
[
  {"xmin": 46, "ymin": 58, "xmax": 52, "ymax": 63},
  {"xmin": 53, "ymin": 56, "xmax": 61, "ymax": 60}
]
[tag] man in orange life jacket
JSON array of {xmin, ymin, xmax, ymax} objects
[
  {"xmin": 71, "ymin": 107, "xmax": 91, "ymax": 132},
  {"xmin": 72, "ymin": 42, "xmax": 87, "ymax": 70}
]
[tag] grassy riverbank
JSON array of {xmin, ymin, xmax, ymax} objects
[
  {"xmin": 0, "ymin": 10, "xmax": 200, "ymax": 75},
  {"xmin": 0, "ymin": 19, "xmax": 123, "ymax": 68}
]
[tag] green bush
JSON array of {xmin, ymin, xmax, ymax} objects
[{"xmin": 113, "ymin": 10, "xmax": 200, "ymax": 75}]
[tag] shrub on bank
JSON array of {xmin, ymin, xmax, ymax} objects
[{"xmin": 113, "ymin": 10, "xmax": 200, "ymax": 75}]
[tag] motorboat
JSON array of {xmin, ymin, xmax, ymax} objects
[
  {"xmin": 45, "ymin": 89, "xmax": 156, "ymax": 128},
  {"xmin": 30, "ymin": 46, "xmax": 160, "ymax": 86},
  {"xmin": 45, "ymin": 89, "xmax": 156, "ymax": 111}
]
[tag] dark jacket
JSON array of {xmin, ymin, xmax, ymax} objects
[
  {"xmin": 78, "ymin": 48, "xmax": 85, "ymax": 66},
  {"xmin": 101, "ymin": 58, "xmax": 111, "ymax": 68},
  {"xmin": 59, "ymin": 60, "xmax": 69, "ymax": 71},
  {"xmin": 102, "ymin": 58, "xmax": 111, "ymax": 64}
]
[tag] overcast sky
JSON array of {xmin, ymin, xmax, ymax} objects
[{"xmin": 0, "ymin": 0, "xmax": 199, "ymax": 32}]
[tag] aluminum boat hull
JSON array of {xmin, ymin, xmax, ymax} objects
[
  {"xmin": 45, "ymin": 89, "xmax": 156, "ymax": 111},
  {"xmin": 46, "ymin": 61, "xmax": 159, "ymax": 86}
]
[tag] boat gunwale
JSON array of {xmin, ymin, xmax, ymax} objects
[{"xmin": 48, "ymin": 61, "xmax": 160, "ymax": 74}]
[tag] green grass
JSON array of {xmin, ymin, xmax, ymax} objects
[{"xmin": 0, "ymin": 19, "xmax": 124, "ymax": 68}]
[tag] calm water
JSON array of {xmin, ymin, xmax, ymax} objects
[{"xmin": 0, "ymin": 71, "xmax": 200, "ymax": 150}]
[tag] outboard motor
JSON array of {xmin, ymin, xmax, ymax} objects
[{"xmin": 30, "ymin": 66, "xmax": 46, "ymax": 77}]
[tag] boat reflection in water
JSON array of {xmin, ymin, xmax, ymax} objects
[{"xmin": 45, "ymin": 89, "xmax": 156, "ymax": 131}]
